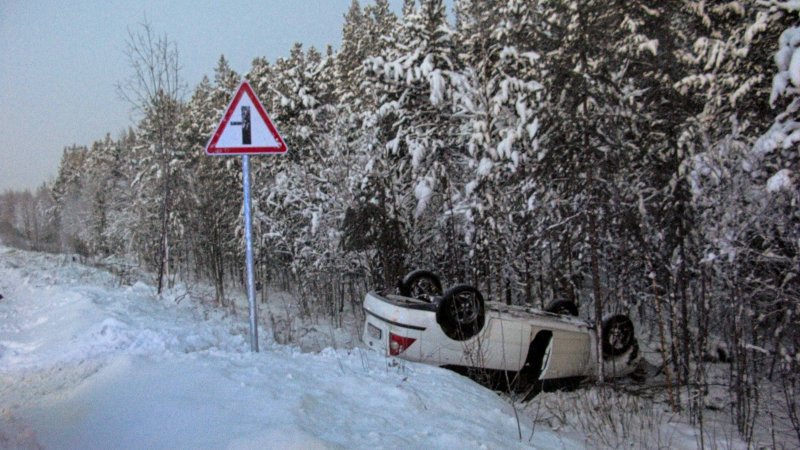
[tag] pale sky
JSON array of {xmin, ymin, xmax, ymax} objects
[{"xmin": 0, "ymin": 0, "xmax": 416, "ymax": 192}]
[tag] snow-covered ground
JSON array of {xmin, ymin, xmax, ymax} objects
[
  {"xmin": 0, "ymin": 245, "xmax": 580, "ymax": 449},
  {"xmin": 2, "ymin": 244, "xmax": 770, "ymax": 449}
]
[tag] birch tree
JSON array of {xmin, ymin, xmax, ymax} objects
[{"xmin": 117, "ymin": 20, "xmax": 185, "ymax": 294}]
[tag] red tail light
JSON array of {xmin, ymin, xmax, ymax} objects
[{"xmin": 389, "ymin": 333, "xmax": 416, "ymax": 356}]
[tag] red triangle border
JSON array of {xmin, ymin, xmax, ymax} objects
[{"xmin": 205, "ymin": 81, "xmax": 287, "ymax": 155}]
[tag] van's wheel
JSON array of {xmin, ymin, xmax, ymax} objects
[
  {"xmin": 545, "ymin": 300, "xmax": 579, "ymax": 316},
  {"xmin": 436, "ymin": 285, "xmax": 485, "ymax": 341},
  {"xmin": 399, "ymin": 270, "xmax": 442, "ymax": 300},
  {"xmin": 602, "ymin": 315, "xmax": 635, "ymax": 356}
]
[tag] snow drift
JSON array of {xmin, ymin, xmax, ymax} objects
[{"xmin": 0, "ymin": 246, "xmax": 575, "ymax": 449}]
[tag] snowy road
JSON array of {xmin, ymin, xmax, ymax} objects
[{"xmin": 0, "ymin": 246, "xmax": 576, "ymax": 449}]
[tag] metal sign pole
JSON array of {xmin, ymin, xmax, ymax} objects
[
  {"xmin": 206, "ymin": 81, "xmax": 285, "ymax": 354},
  {"xmin": 242, "ymin": 154, "xmax": 259, "ymax": 352}
]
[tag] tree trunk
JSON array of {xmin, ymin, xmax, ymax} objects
[
  {"xmin": 652, "ymin": 263, "xmax": 677, "ymax": 412},
  {"xmin": 157, "ymin": 152, "xmax": 171, "ymax": 295},
  {"xmin": 587, "ymin": 165, "xmax": 604, "ymax": 384}
]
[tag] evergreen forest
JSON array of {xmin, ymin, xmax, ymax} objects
[{"xmin": 1, "ymin": 0, "xmax": 799, "ymax": 445}]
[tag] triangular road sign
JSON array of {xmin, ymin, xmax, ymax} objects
[{"xmin": 206, "ymin": 81, "xmax": 287, "ymax": 155}]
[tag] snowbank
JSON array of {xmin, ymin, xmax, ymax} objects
[{"xmin": 0, "ymin": 246, "xmax": 574, "ymax": 449}]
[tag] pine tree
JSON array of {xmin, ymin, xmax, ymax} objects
[
  {"xmin": 177, "ymin": 60, "xmax": 243, "ymax": 306},
  {"xmin": 454, "ymin": 0, "xmax": 542, "ymax": 302},
  {"xmin": 80, "ymin": 134, "xmax": 120, "ymax": 255},
  {"xmin": 685, "ymin": 2, "xmax": 799, "ymax": 438},
  {"xmin": 51, "ymin": 145, "xmax": 89, "ymax": 254},
  {"xmin": 359, "ymin": 0, "xmax": 461, "ymax": 282}
]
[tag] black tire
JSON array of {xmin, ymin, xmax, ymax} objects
[
  {"xmin": 436, "ymin": 284, "xmax": 485, "ymax": 341},
  {"xmin": 545, "ymin": 300, "xmax": 579, "ymax": 316},
  {"xmin": 399, "ymin": 269, "xmax": 443, "ymax": 300},
  {"xmin": 602, "ymin": 315, "xmax": 635, "ymax": 357}
]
